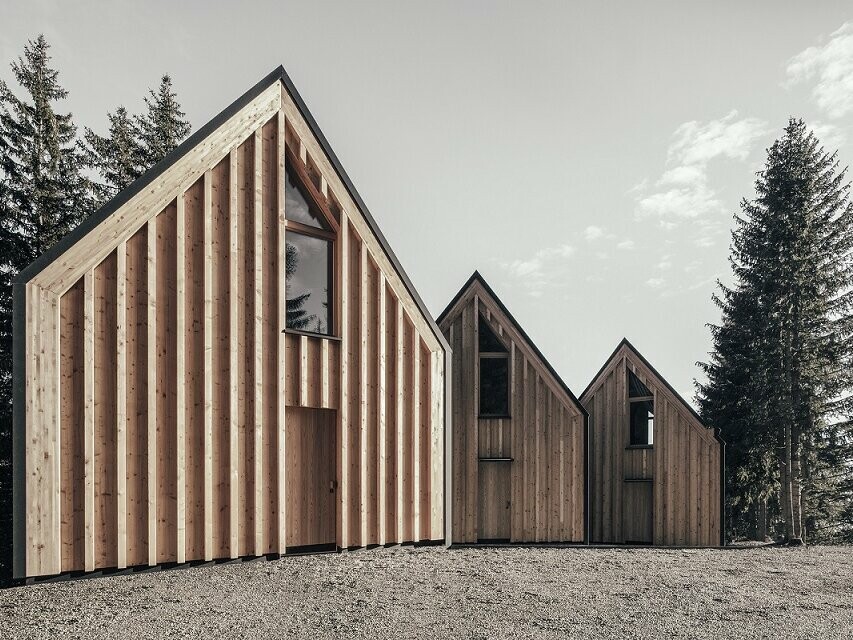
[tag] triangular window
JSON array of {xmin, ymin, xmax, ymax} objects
[
  {"xmin": 478, "ymin": 316, "xmax": 507, "ymax": 353},
  {"xmin": 285, "ymin": 165, "xmax": 332, "ymax": 231},
  {"xmin": 628, "ymin": 370, "xmax": 652, "ymax": 398}
]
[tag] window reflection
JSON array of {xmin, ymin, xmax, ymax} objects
[
  {"xmin": 285, "ymin": 232, "xmax": 330, "ymax": 334},
  {"xmin": 285, "ymin": 166, "xmax": 330, "ymax": 230}
]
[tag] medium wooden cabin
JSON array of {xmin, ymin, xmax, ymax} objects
[
  {"xmin": 13, "ymin": 67, "xmax": 449, "ymax": 580},
  {"xmin": 438, "ymin": 272, "xmax": 588, "ymax": 544},
  {"xmin": 580, "ymin": 339, "xmax": 724, "ymax": 546}
]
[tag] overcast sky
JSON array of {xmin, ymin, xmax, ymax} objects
[{"xmin": 4, "ymin": 2, "xmax": 853, "ymax": 403}]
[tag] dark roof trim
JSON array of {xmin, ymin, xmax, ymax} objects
[
  {"xmin": 438, "ymin": 270, "xmax": 588, "ymax": 418},
  {"xmin": 580, "ymin": 337, "xmax": 724, "ymax": 444},
  {"xmin": 14, "ymin": 65, "xmax": 448, "ymax": 353}
]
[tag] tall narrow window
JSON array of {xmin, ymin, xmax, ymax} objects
[
  {"xmin": 284, "ymin": 159, "xmax": 334, "ymax": 335},
  {"xmin": 628, "ymin": 370, "xmax": 654, "ymax": 446},
  {"xmin": 479, "ymin": 316, "xmax": 509, "ymax": 417}
]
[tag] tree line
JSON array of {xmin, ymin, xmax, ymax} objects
[
  {"xmin": 697, "ymin": 119, "xmax": 853, "ymax": 544},
  {"xmin": 0, "ymin": 35, "xmax": 192, "ymax": 580}
]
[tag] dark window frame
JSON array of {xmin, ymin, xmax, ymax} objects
[
  {"xmin": 478, "ymin": 315, "xmax": 511, "ymax": 419},
  {"xmin": 283, "ymin": 149, "xmax": 337, "ymax": 338}
]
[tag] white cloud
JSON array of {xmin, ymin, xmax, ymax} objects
[
  {"xmin": 667, "ymin": 111, "xmax": 768, "ymax": 165},
  {"xmin": 657, "ymin": 257, "xmax": 672, "ymax": 270},
  {"xmin": 583, "ymin": 225, "xmax": 605, "ymax": 241},
  {"xmin": 634, "ymin": 111, "xmax": 767, "ymax": 222},
  {"xmin": 616, "ymin": 239, "xmax": 635, "ymax": 250},
  {"xmin": 646, "ymin": 277, "xmax": 666, "ymax": 289},
  {"xmin": 637, "ymin": 179, "xmax": 721, "ymax": 220},
  {"xmin": 786, "ymin": 22, "xmax": 853, "ymax": 119},
  {"xmin": 502, "ymin": 243, "xmax": 575, "ymax": 296}
]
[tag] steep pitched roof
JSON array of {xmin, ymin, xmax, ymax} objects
[
  {"xmin": 580, "ymin": 337, "xmax": 724, "ymax": 444},
  {"xmin": 14, "ymin": 65, "xmax": 448, "ymax": 354},
  {"xmin": 438, "ymin": 270, "xmax": 587, "ymax": 417}
]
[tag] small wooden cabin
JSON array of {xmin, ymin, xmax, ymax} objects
[
  {"xmin": 12, "ymin": 67, "xmax": 449, "ymax": 580},
  {"xmin": 580, "ymin": 339, "xmax": 724, "ymax": 546},
  {"xmin": 438, "ymin": 272, "xmax": 588, "ymax": 544}
]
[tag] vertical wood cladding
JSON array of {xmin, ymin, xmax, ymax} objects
[
  {"xmin": 581, "ymin": 344, "xmax": 721, "ymax": 546},
  {"xmin": 23, "ymin": 80, "xmax": 445, "ymax": 577},
  {"xmin": 440, "ymin": 280, "xmax": 586, "ymax": 544}
]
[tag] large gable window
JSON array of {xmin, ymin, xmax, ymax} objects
[
  {"xmin": 628, "ymin": 370, "xmax": 654, "ymax": 446},
  {"xmin": 479, "ymin": 316, "xmax": 509, "ymax": 417},
  {"xmin": 285, "ymin": 157, "xmax": 334, "ymax": 335}
]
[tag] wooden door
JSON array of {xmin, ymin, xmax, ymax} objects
[
  {"xmin": 286, "ymin": 408, "xmax": 336, "ymax": 548},
  {"xmin": 478, "ymin": 460, "xmax": 511, "ymax": 541},
  {"xmin": 622, "ymin": 480, "xmax": 653, "ymax": 544}
]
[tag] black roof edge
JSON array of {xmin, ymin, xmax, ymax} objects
[
  {"xmin": 437, "ymin": 270, "xmax": 587, "ymax": 418},
  {"xmin": 580, "ymin": 337, "xmax": 722, "ymax": 442},
  {"xmin": 14, "ymin": 64, "xmax": 448, "ymax": 354}
]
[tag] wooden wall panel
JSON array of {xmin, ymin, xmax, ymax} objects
[
  {"xmin": 155, "ymin": 203, "xmax": 178, "ymax": 563},
  {"xmin": 211, "ymin": 157, "xmax": 231, "ymax": 559},
  {"xmin": 383, "ymin": 282, "xmax": 398, "ymax": 539},
  {"xmin": 236, "ymin": 134, "xmax": 255, "ymax": 557},
  {"xmin": 59, "ymin": 281, "xmax": 84, "ymax": 571},
  {"xmin": 581, "ymin": 345, "xmax": 721, "ymax": 546},
  {"xmin": 94, "ymin": 251, "xmax": 118, "ymax": 569},
  {"xmin": 345, "ymin": 226, "xmax": 362, "ymax": 547},
  {"xmin": 440, "ymin": 282, "xmax": 585, "ymax": 544},
  {"xmin": 418, "ymin": 338, "xmax": 431, "ymax": 541},
  {"xmin": 184, "ymin": 180, "xmax": 205, "ymax": 562},
  {"xmin": 363, "ymin": 257, "xmax": 379, "ymax": 545},
  {"xmin": 261, "ymin": 117, "xmax": 279, "ymax": 554},
  {"xmin": 125, "ymin": 228, "xmax": 148, "ymax": 567},
  {"xmin": 20, "ymin": 89, "xmax": 446, "ymax": 577}
]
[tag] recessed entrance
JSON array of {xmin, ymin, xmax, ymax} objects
[
  {"xmin": 478, "ymin": 459, "xmax": 512, "ymax": 542},
  {"xmin": 286, "ymin": 407, "xmax": 337, "ymax": 549},
  {"xmin": 622, "ymin": 480, "xmax": 653, "ymax": 544}
]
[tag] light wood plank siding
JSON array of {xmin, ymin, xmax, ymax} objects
[
  {"xmin": 580, "ymin": 343, "xmax": 721, "ymax": 546},
  {"xmin": 439, "ymin": 278, "xmax": 585, "ymax": 544},
  {"xmin": 19, "ymin": 77, "xmax": 445, "ymax": 577}
]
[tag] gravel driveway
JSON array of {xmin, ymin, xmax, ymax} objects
[{"xmin": 1, "ymin": 545, "xmax": 851, "ymax": 639}]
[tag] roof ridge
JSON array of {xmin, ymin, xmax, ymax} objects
[{"xmin": 438, "ymin": 270, "xmax": 587, "ymax": 417}]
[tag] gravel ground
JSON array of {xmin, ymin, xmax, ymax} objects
[{"xmin": 1, "ymin": 545, "xmax": 851, "ymax": 639}]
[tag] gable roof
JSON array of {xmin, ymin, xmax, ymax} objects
[
  {"xmin": 580, "ymin": 337, "xmax": 723, "ymax": 443},
  {"xmin": 438, "ymin": 270, "xmax": 587, "ymax": 417},
  {"xmin": 14, "ymin": 65, "xmax": 449, "ymax": 354}
]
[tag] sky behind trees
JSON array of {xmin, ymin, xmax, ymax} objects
[{"xmin": 3, "ymin": 1, "xmax": 853, "ymax": 401}]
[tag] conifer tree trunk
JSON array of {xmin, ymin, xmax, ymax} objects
[{"xmin": 779, "ymin": 424, "xmax": 795, "ymax": 541}]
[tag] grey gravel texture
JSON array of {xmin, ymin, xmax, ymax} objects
[{"xmin": 1, "ymin": 545, "xmax": 851, "ymax": 639}]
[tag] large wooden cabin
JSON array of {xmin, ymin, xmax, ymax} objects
[
  {"xmin": 438, "ymin": 272, "xmax": 588, "ymax": 544},
  {"xmin": 580, "ymin": 339, "xmax": 724, "ymax": 546},
  {"xmin": 13, "ymin": 67, "xmax": 449, "ymax": 580}
]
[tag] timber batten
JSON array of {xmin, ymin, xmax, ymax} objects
[
  {"xmin": 13, "ymin": 67, "xmax": 448, "ymax": 579},
  {"xmin": 438, "ymin": 272, "xmax": 588, "ymax": 545}
]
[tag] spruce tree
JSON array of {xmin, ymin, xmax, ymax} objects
[
  {"xmin": 0, "ymin": 34, "xmax": 92, "ymax": 580},
  {"xmin": 137, "ymin": 74, "xmax": 191, "ymax": 168},
  {"xmin": 698, "ymin": 119, "xmax": 853, "ymax": 543},
  {"xmin": 285, "ymin": 243, "xmax": 314, "ymax": 330},
  {"xmin": 84, "ymin": 106, "xmax": 143, "ymax": 205}
]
